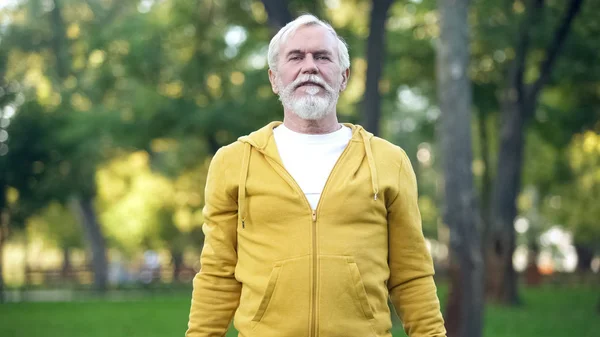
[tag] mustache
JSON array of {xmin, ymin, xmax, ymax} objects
[{"xmin": 290, "ymin": 75, "xmax": 333, "ymax": 92}]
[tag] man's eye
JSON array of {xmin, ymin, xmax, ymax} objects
[
  {"xmin": 316, "ymin": 56, "xmax": 330, "ymax": 61},
  {"xmin": 290, "ymin": 56, "xmax": 301, "ymax": 60}
]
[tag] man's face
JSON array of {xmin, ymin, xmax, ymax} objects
[{"xmin": 269, "ymin": 25, "xmax": 349, "ymax": 120}]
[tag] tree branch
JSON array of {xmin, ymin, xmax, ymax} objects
[
  {"xmin": 50, "ymin": 0, "xmax": 71, "ymax": 80},
  {"xmin": 260, "ymin": 0, "xmax": 293, "ymax": 31},
  {"xmin": 510, "ymin": 0, "xmax": 540, "ymax": 99},
  {"xmin": 526, "ymin": 0, "xmax": 584, "ymax": 106},
  {"xmin": 93, "ymin": 0, "xmax": 128, "ymax": 28}
]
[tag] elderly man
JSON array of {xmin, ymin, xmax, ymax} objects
[{"xmin": 186, "ymin": 14, "xmax": 446, "ymax": 337}]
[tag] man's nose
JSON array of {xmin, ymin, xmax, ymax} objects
[{"xmin": 301, "ymin": 54, "xmax": 319, "ymax": 74}]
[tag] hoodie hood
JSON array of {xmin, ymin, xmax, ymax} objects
[
  {"xmin": 238, "ymin": 121, "xmax": 374, "ymax": 152},
  {"xmin": 236, "ymin": 122, "xmax": 379, "ymax": 227}
]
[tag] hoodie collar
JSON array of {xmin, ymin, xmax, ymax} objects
[
  {"xmin": 237, "ymin": 122, "xmax": 379, "ymax": 226},
  {"xmin": 238, "ymin": 121, "xmax": 373, "ymax": 152}
]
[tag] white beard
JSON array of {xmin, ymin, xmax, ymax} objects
[{"xmin": 276, "ymin": 74, "xmax": 339, "ymax": 120}]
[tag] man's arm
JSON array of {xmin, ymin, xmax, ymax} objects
[
  {"xmin": 186, "ymin": 149, "xmax": 241, "ymax": 337},
  {"xmin": 387, "ymin": 150, "xmax": 446, "ymax": 337}
]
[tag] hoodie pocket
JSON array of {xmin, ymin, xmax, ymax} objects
[
  {"xmin": 347, "ymin": 259, "xmax": 375, "ymax": 320},
  {"xmin": 319, "ymin": 256, "xmax": 377, "ymax": 337},
  {"xmin": 247, "ymin": 255, "xmax": 311, "ymax": 336},
  {"xmin": 251, "ymin": 263, "xmax": 282, "ymax": 323}
]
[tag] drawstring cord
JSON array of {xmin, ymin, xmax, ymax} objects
[
  {"xmin": 361, "ymin": 131, "xmax": 379, "ymax": 201},
  {"xmin": 239, "ymin": 142, "xmax": 251, "ymax": 228}
]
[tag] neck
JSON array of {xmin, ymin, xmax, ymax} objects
[{"xmin": 283, "ymin": 109, "xmax": 341, "ymax": 134}]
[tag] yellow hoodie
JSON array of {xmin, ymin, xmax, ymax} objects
[{"xmin": 186, "ymin": 122, "xmax": 446, "ymax": 337}]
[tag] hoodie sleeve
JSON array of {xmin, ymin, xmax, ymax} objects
[
  {"xmin": 186, "ymin": 148, "xmax": 241, "ymax": 337},
  {"xmin": 387, "ymin": 150, "xmax": 446, "ymax": 337}
]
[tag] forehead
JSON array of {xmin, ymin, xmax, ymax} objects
[{"xmin": 281, "ymin": 25, "xmax": 338, "ymax": 56}]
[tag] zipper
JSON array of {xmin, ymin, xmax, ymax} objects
[
  {"xmin": 311, "ymin": 209, "xmax": 317, "ymax": 337},
  {"xmin": 263, "ymin": 139, "xmax": 354, "ymax": 337}
]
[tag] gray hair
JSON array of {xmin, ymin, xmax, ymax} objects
[{"xmin": 267, "ymin": 14, "xmax": 350, "ymax": 72}]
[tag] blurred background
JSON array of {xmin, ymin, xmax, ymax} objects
[{"xmin": 0, "ymin": 0, "xmax": 598, "ymax": 336}]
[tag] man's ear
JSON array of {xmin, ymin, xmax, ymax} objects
[
  {"xmin": 340, "ymin": 68, "xmax": 350, "ymax": 92},
  {"xmin": 268, "ymin": 69, "xmax": 279, "ymax": 94}
]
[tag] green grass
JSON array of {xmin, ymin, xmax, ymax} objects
[
  {"xmin": 0, "ymin": 286, "xmax": 598, "ymax": 337},
  {"xmin": 482, "ymin": 286, "xmax": 599, "ymax": 337}
]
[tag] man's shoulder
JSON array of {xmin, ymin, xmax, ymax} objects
[
  {"xmin": 219, "ymin": 139, "xmax": 246, "ymax": 153},
  {"xmin": 369, "ymin": 136, "xmax": 410, "ymax": 168},
  {"xmin": 214, "ymin": 140, "xmax": 246, "ymax": 163},
  {"xmin": 213, "ymin": 121, "xmax": 279, "ymax": 163}
]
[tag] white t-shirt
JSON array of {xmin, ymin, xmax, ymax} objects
[{"xmin": 273, "ymin": 124, "xmax": 353, "ymax": 210}]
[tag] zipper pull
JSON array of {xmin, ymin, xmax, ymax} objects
[
  {"xmin": 312, "ymin": 210, "xmax": 317, "ymax": 222},
  {"xmin": 241, "ymin": 219, "xmax": 245, "ymax": 229}
]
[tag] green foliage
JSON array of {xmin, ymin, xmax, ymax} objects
[
  {"xmin": 0, "ymin": 0, "xmax": 599, "ymax": 255},
  {"xmin": 0, "ymin": 101, "xmax": 73, "ymax": 227},
  {"xmin": 27, "ymin": 201, "xmax": 83, "ymax": 249},
  {"xmin": 542, "ymin": 131, "xmax": 600, "ymax": 250}
]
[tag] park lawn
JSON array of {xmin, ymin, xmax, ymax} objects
[
  {"xmin": 481, "ymin": 285, "xmax": 599, "ymax": 337},
  {"xmin": 0, "ymin": 286, "xmax": 598, "ymax": 337}
]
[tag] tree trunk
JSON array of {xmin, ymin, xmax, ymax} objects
[
  {"xmin": 206, "ymin": 135, "xmax": 220, "ymax": 156},
  {"xmin": 24, "ymin": 237, "xmax": 31, "ymax": 287},
  {"xmin": 0, "ymin": 242, "xmax": 3, "ymax": 304},
  {"xmin": 574, "ymin": 244, "xmax": 593, "ymax": 272},
  {"xmin": 171, "ymin": 250, "xmax": 183, "ymax": 282},
  {"xmin": 443, "ymin": 257, "xmax": 462, "ymax": 337},
  {"xmin": 437, "ymin": 0, "xmax": 484, "ymax": 336},
  {"xmin": 361, "ymin": 0, "xmax": 394, "ymax": 136},
  {"xmin": 50, "ymin": 0, "xmax": 71, "ymax": 80},
  {"xmin": 0, "ymin": 210, "xmax": 7, "ymax": 303},
  {"xmin": 61, "ymin": 246, "xmax": 72, "ymax": 280},
  {"xmin": 487, "ymin": 97, "xmax": 524, "ymax": 305},
  {"xmin": 524, "ymin": 241, "xmax": 542, "ymax": 286},
  {"xmin": 0, "ymin": 182, "xmax": 6, "ymax": 303},
  {"xmin": 260, "ymin": 0, "xmax": 293, "ymax": 30},
  {"xmin": 477, "ymin": 108, "xmax": 492, "ymax": 237},
  {"xmin": 70, "ymin": 196, "xmax": 108, "ymax": 292}
]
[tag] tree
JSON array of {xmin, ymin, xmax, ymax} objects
[
  {"xmin": 0, "ymin": 0, "xmax": 131, "ymax": 292},
  {"xmin": 0, "ymin": 27, "xmax": 17, "ymax": 302},
  {"xmin": 50, "ymin": 0, "xmax": 109, "ymax": 292},
  {"xmin": 0, "ymin": 49, "xmax": 10, "ymax": 304},
  {"xmin": 543, "ymin": 131, "xmax": 600, "ymax": 258},
  {"xmin": 260, "ymin": 0, "xmax": 293, "ymax": 30},
  {"xmin": 361, "ymin": 0, "xmax": 395, "ymax": 136},
  {"xmin": 436, "ymin": 0, "xmax": 484, "ymax": 336},
  {"xmin": 487, "ymin": 0, "xmax": 584, "ymax": 305},
  {"xmin": 26, "ymin": 202, "xmax": 83, "ymax": 279},
  {"xmin": 0, "ymin": 99, "xmax": 72, "ymax": 299}
]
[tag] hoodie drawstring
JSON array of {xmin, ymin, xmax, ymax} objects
[
  {"xmin": 237, "ymin": 124, "xmax": 379, "ymax": 229},
  {"xmin": 239, "ymin": 142, "xmax": 251, "ymax": 228},
  {"xmin": 361, "ymin": 131, "xmax": 379, "ymax": 201}
]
